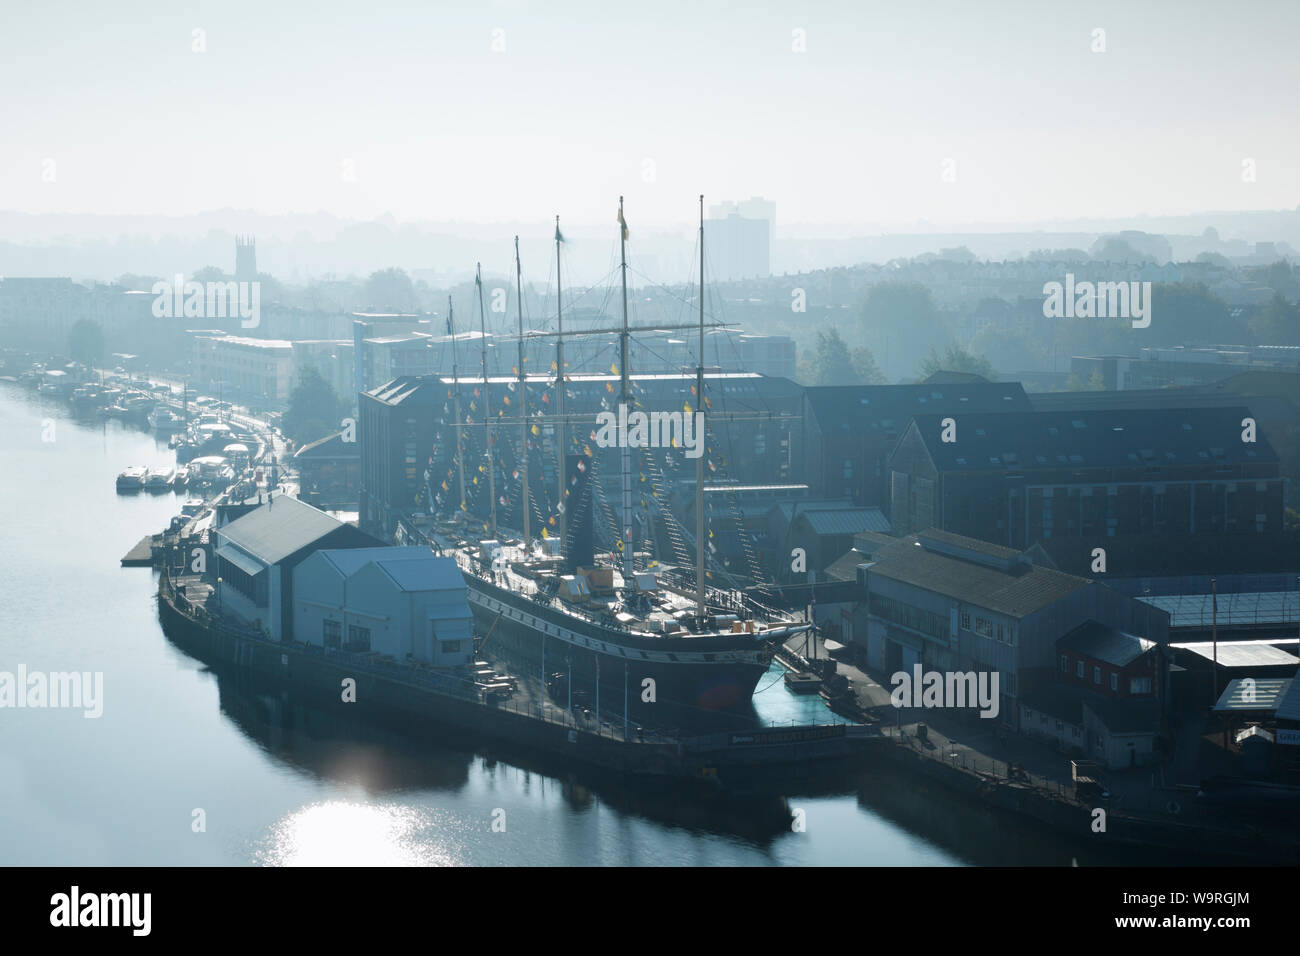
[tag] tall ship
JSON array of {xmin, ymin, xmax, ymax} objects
[{"xmin": 409, "ymin": 199, "xmax": 812, "ymax": 716}]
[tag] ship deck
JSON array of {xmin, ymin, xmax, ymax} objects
[{"xmin": 439, "ymin": 532, "xmax": 805, "ymax": 643}]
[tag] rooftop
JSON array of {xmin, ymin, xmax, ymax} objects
[
  {"xmin": 1140, "ymin": 591, "xmax": 1300, "ymax": 629},
  {"xmin": 218, "ymin": 496, "xmax": 345, "ymax": 566},
  {"xmin": 805, "ymin": 381, "xmax": 1030, "ymax": 433},
  {"xmin": 908, "ymin": 406, "xmax": 1277, "ymax": 471},
  {"xmin": 1175, "ymin": 642, "xmax": 1300, "ymax": 669},
  {"xmin": 1058, "ymin": 621, "xmax": 1155, "ymax": 668},
  {"xmin": 1213, "ymin": 678, "xmax": 1293, "ymax": 713},
  {"xmin": 317, "ymin": 548, "xmax": 466, "ymax": 593},
  {"xmin": 294, "ymin": 431, "xmax": 360, "ymax": 459},
  {"xmin": 798, "ymin": 507, "xmax": 891, "ymax": 536},
  {"xmin": 865, "ymin": 529, "xmax": 1091, "ymax": 618}
]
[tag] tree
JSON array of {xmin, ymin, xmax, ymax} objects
[
  {"xmin": 857, "ymin": 280, "xmax": 949, "ymax": 382},
  {"xmin": 1195, "ymin": 251, "xmax": 1232, "ymax": 269},
  {"xmin": 282, "ymin": 367, "xmax": 344, "ymax": 446},
  {"xmin": 917, "ymin": 345, "xmax": 998, "ymax": 381},
  {"xmin": 1148, "ymin": 282, "xmax": 1237, "ymax": 346},
  {"xmin": 851, "ymin": 346, "xmax": 888, "ymax": 385},
  {"xmin": 1249, "ymin": 292, "xmax": 1300, "ymax": 344},
  {"xmin": 192, "ymin": 265, "xmax": 227, "ymax": 283},
  {"xmin": 1090, "ymin": 237, "xmax": 1153, "ymax": 264},
  {"xmin": 364, "ymin": 267, "xmax": 417, "ymax": 313},
  {"xmin": 69, "ymin": 319, "xmax": 104, "ymax": 366},
  {"xmin": 806, "ymin": 328, "xmax": 858, "ymax": 385}
]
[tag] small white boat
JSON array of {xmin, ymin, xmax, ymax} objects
[
  {"xmin": 116, "ymin": 466, "xmax": 148, "ymax": 492},
  {"xmin": 145, "ymin": 468, "xmax": 176, "ymax": 492}
]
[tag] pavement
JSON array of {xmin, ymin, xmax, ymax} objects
[{"xmin": 786, "ymin": 631, "xmax": 1231, "ymax": 820}]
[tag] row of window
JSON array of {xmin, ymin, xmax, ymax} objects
[
  {"xmin": 959, "ymin": 610, "xmax": 1015, "ymax": 645},
  {"xmin": 870, "ymin": 593, "xmax": 947, "ymax": 642},
  {"xmin": 1060, "ymin": 654, "xmax": 1151, "ymax": 695}
]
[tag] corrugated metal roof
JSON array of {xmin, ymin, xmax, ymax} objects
[
  {"xmin": 802, "ymin": 507, "xmax": 891, "ymax": 536},
  {"xmin": 867, "ymin": 532, "xmax": 1090, "ymax": 618},
  {"xmin": 1178, "ymin": 642, "xmax": 1300, "ymax": 669},
  {"xmin": 218, "ymin": 497, "xmax": 343, "ymax": 566},
  {"xmin": 1059, "ymin": 622, "xmax": 1154, "ymax": 667},
  {"xmin": 372, "ymin": 555, "xmax": 466, "ymax": 593},
  {"xmin": 1214, "ymin": 678, "xmax": 1292, "ymax": 713},
  {"xmin": 317, "ymin": 547, "xmax": 433, "ymax": 578},
  {"xmin": 1276, "ymin": 679, "xmax": 1300, "ymax": 722}
]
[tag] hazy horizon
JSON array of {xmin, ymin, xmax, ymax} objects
[{"xmin": 4, "ymin": 0, "xmax": 1298, "ymax": 230}]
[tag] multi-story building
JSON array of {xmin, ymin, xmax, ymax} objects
[
  {"xmin": 704, "ymin": 214, "xmax": 770, "ymax": 282},
  {"xmin": 192, "ymin": 334, "xmax": 295, "ymax": 405},
  {"xmin": 802, "ymin": 381, "xmax": 1032, "ymax": 506},
  {"xmin": 888, "ymin": 406, "xmax": 1283, "ymax": 559}
]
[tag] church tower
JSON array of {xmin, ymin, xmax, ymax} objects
[{"xmin": 235, "ymin": 235, "xmax": 257, "ymax": 282}]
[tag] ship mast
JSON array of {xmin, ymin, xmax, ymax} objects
[
  {"xmin": 476, "ymin": 263, "xmax": 497, "ymax": 540},
  {"xmin": 618, "ymin": 196, "xmax": 633, "ymax": 583},
  {"xmin": 449, "ymin": 295, "xmax": 466, "ymax": 514},
  {"xmin": 515, "ymin": 236, "xmax": 530, "ymax": 551},
  {"xmin": 555, "ymin": 217, "xmax": 566, "ymax": 559},
  {"xmin": 696, "ymin": 194, "xmax": 707, "ymax": 622}
]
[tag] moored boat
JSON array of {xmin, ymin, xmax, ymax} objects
[
  {"xmin": 145, "ymin": 468, "xmax": 176, "ymax": 492},
  {"xmin": 116, "ymin": 466, "xmax": 148, "ymax": 492}
]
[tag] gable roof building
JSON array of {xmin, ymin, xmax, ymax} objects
[{"xmin": 214, "ymin": 495, "xmax": 382, "ymax": 641}]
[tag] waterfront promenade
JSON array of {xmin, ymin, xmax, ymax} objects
[{"xmin": 790, "ymin": 632, "xmax": 1300, "ymax": 861}]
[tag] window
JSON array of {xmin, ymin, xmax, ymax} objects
[
  {"xmin": 1130, "ymin": 676, "xmax": 1152, "ymax": 695},
  {"xmin": 323, "ymin": 619, "xmax": 341, "ymax": 648},
  {"xmin": 440, "ymin": 640, "xmax": 462, "ymax": 655},
  {"xmin": 1060, "ymin": 654, "xmax": 1068, "ymax": 673},
  {"xmin": 974, "ymin": 616, "xmax": 994, "ymax": 639},
  {"xmin": 1076, "ymin": 660, "xmax": 1084, "ymax": 678},
  {"xmin": 1093, "ymin": 666, "xmax": 1101, "ymax": 685},
  {"xmin": 1055, "ymin": 720, "xmax": 1063, "ymax": 732},
  {"xmin": 346, "ymin": 624, "xmax": 371, "ymax": 652},
  {"xmin": 1072, "ymin": 726, "xmax": 1080, "ymax": 740},
  {"xmin": 1109, "ymin": 673, "xmax": 1118, "ymax": 692},
  {"xmin": 961, "ymin": 610, "xmax": 971, "ymax": 631}
]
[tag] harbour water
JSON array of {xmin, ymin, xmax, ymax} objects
[{"xmin": 0, "ymin": 383, "xmax": 1171, "ymax": 866}]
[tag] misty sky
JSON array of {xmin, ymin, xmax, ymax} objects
[{"xmin": 2, "ymin": 0, "xmax": 1297, "ymax": 229}]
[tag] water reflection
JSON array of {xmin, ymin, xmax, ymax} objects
[
  {"xmin": 167, "ymin": 622, "xmax": 801, "ymax": 849},
  {"xmin": 255, "ymin": 802, "xmax": 463, "ymax": 866}
]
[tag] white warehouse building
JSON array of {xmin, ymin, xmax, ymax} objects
[{"xmin": 293, "ymin": 547, "xmax": 473, "ymax": 668}]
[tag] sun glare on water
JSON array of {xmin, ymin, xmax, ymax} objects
[{"xmin": 256, "ymin": 802, "xmax": 461, "ymax": 867}]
